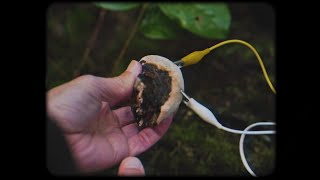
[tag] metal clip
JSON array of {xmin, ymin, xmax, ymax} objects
[
  {"xmin": 173, "ymin": 60, "xmax": 184, "ymax": 68},
  {"xmin": 180, "ymin": 90, "xmax": 190, "ymax": 104}
]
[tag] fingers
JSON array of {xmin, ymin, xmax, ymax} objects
[
  {"xmin": 113, "ymin": 106, "xmax": 135, "ymax": 127},
  {"xmin": 122, "ymin": 123, "xmax": 139, "ymax": 138},
  {"xmin": 118, "ymin": 157, "xmax": 145, "ymax": 176},
  {"xmin": 113, "ymin": 106, "xmax": 140, "ymax": 138},
  {"xmin": 128, "ymin": 116, "xmax": 173, "ymax": 156},
  {"xmin": 152, "ymin": 116, "xmax": 174, "ymax": 136},
  {"xmin": 96, "ymin": 60, "xmax": 142, "ymax": 107}
]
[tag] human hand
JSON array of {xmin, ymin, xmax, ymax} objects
[
  {"xmin": 47, "ymin": 60, "xmax": 173, "ymax": 172},
  {"xmin": 118, "ymin": 156, "xmax": 145, "ymax": 176}
]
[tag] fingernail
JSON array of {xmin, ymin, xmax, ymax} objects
[
  {"xmin": 123, "ymin": 157, "xmax": 144, "ymax": 169},
  {"xmin": 126, "ymin": 60, "xmax": 139, "ymax": 73}
]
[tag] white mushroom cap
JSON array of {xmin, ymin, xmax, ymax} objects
[{"xmin": 139, "ymin": 55, "xmax": 184, "ymax": 125}]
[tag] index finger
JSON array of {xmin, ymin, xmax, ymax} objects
[
  {"xmin": 95, "ymin": 60, "xmax": 142, "ymax": 107},
  {"xmin": 127, "ymin": 116, "xmax": 173, "ymax": 156}
]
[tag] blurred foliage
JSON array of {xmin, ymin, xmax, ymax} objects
[
  {"xmin": 94, "ymin": 2, "xmax": 231, "ymax": 40},
  {"xmin": 159, "ymin": 3, "xmax": 231, "ymax": 39},
  {"xmin": 47, "ymin": 2, "xmax": 276, "ymax": 176},
  {"xmin": 94, "ymin": 2, "xmax": 140, "ymax": 11},
  {"xmin": 139, "ymin": 5, "xmax": 183, "ymax": 40}
]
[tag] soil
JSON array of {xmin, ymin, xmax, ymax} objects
[{"xmin": 131, "ymin": 61, "xmax": 172, "ymax": 129}]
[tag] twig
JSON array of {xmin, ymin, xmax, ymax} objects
[
  {"xmin": 110, "ymin": 3, "xmax": 148, "ymax": 76},
  {"xmin": 73, "ymin": 9, "xmax": 107, "ymax": 77}
]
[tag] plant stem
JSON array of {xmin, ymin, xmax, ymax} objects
[
  {"xmin": 73, "ymin": 9, "xmax": 107, "ymax": 77},
  {"xmin": 110, "ymin": 3, "xmax": 148, "ymax": 76}
]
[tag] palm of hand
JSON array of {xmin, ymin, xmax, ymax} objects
[
  {"xmin": 65, "ymin": 101, "xmax": 171, "ymax": 172},
  {"xmin": 47, "ymin": 63, "xmax": 172, "ymax": 172}
]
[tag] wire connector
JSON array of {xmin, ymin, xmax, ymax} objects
[
  {"xmin": 180, "ymin": 90, "xmax": 223, "ymax": 129},
  {"xmin": 180, "ymin": 48, "xmax": 211, "ymax": 67}
]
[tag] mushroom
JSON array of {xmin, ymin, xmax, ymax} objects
[{"xmin": 131, "ymin": 55, "xmax": 184, "ymax": 129}]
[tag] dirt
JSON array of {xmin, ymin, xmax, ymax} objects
[{"xmin": 131, "ymin": 61, "xmax": 172, "ymax": 129}]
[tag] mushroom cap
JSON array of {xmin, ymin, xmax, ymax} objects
[{"xmin": 138, "ymin": 55, "xmax": 184, "ymax": 125}]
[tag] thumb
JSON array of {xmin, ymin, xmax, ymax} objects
[
  {"xmin": 96, "ymin": 60, "xmax": 142, "ymax": 107},
  {"xmin": 118, "ymin": 157, "xmax": 145, "ymax": 176}
]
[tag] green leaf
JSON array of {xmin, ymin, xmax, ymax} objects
[
  {"xmin": 139, "ymin": 7, "xmax": 182, "ymax": 40},
  {"xmin": 159, "ymin": 3, "xmax": 231, "ymax": 39},
  {"xmin": 94, "ymin": 2, "xmax": 140, "ymax": 11}
]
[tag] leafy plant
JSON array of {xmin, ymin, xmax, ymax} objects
[
  {"xmin": 139, "ymin": 5, "xmax": 182, "ymax": 40},
  {"xmin": 94, "ymin": 2, "xmax": 140, "ymax": 11},
  {"xmin": 94, "ymin": 2, "xmax": 231, "ymax": 40}
]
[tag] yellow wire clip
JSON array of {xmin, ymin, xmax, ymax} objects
[{"xmin": 178, "ymin": 39, "xmax": 276, "ymax": 94}]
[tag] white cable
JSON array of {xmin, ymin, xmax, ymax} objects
[
  {"xmin": 181, "ymin": 92, "xmax": 276, "ymax": 176},
  {"xmin": 221, "ymin": 126, "xmax": 275, "ymax": 135},
  {"xmin": 183, "ymin": 98, "xmax": 276, "ymax": 135},
  {"xmin": 239, "ymin": 122, "xmax": 276, "ymax": 177}
]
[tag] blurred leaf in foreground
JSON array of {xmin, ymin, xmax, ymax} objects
[
  {"xmin": 94, "ymin": 2, "xmax": 140, "ymax": 11},
  {"xmin": 139, "ymin": 6, "xmax": 183, "ymax": 40},
  {"xmin": 159, "ymin": 3, "xmax": 231, "ymax": 39}
]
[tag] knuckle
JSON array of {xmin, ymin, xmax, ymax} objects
[
  {"xmin": 116, "ymin": 74, "xmax": 130, "ymax": 94},
  {"xmin": 114, "ymin": 76, "xmax": 129, "ymax": 95},
  {"xmin": 76, "ymin": 74, "xmax": 97, "ymax": 85}
]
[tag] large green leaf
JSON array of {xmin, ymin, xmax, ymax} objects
[
  {"xmin": 139, "ymin": 7, "xmax": 183, "ymax": 40},
  {"xmin": 94, "ymin": 2, "xmax": 140, "ymax": 11},
  {"xmin": 159, "ymin": 3, "xmax": 231, "ymax": 39}
]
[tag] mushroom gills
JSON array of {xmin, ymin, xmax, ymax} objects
[
  {"xmin": 131, "ymin": 55, "xmax": 184, "ymax": 129},
  {"xmin": 131, "ymin": 61, "xmax": 171, "ymax": 129}
]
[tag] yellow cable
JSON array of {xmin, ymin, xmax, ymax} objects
[{"xmin": 181, "ymin": 39, "xmax": 276, "ymax": 94}]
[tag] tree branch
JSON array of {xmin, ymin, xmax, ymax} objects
[
  {"xmin": 110, "ymin": 3, "xmax": 148, "ymax": 76},
  {"xmin": 73, "ymin": 9, "xmax": 107, "ymax": 77}
]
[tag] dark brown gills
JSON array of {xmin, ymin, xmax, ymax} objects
[{"xmin": 131, "ymin": 61, "xmax": 172, "ymax": 129}]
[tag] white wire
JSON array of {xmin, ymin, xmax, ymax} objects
[
  {"xmin": 182, "ymin": 93, "xmax": 276, "ymax": 176},
  {"xmin": 221, "ymin": 126, "xmax": 275, "ymax": 135},
  {"xmin": 239, "ymin": 122, "xmax": 276, "ymax": 177},
  {"xmin": 183, "ymin": 97, "xmax": 276, "ymax": 135}
]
